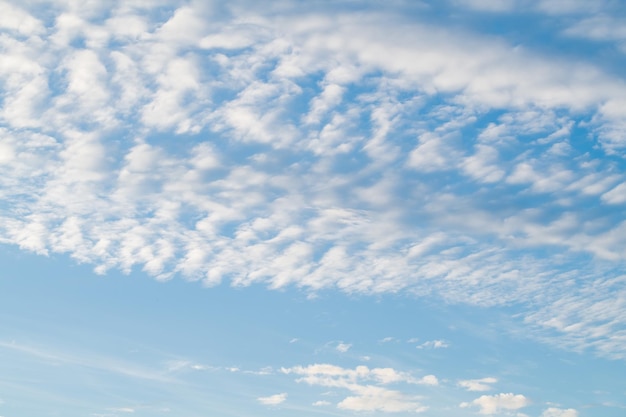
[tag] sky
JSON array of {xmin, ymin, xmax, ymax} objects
[{"xmin": 0, "ymin": 0, "xmax": 625, "ymax": 416}]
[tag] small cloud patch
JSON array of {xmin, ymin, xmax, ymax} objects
[{"xmin": 257, "ymin": 393, "xmax": 287, "ymax": 406}]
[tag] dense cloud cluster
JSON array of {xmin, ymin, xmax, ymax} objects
[{"xmin": 0, "ymin": 0, "xmax": 625, "ymax": 363}]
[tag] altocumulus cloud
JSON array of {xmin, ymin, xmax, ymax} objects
[{"xmin": 0, "ymin": 0, "xmax": 625, "ymax": 362}]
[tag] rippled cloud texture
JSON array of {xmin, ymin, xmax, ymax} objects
[{"xmin": 1, "ymin": 1, "xmax": 626, "ymax": 416}]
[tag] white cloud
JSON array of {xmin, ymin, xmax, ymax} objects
[
  {"xmin": 458, "ymin": 377, "xmax": 498, "ymax": 392},
  {"xmin": 336, "ymin": 343, "xmax": 352, "ymax": 353},
  {"xmin": 462, "ymin": 145, "xmax": 505, "ymax": 183},
  {"xmin": 141, "ymin": 56, "xmax": 206, "ymax": 133},
  {"xmin": 601, "ymin": 182, "xmax": 626, "ymax": 205},
  {"xmin": 417, "ymin": 340, "xmax": 449, "ymax": 349},
  {"xmin": 407, "ymin": 132, "xmax": 462, "ymax": 173},
  {"xmin": 0, "ymin": 1, "xmax": 44, "ymax": 35},
  {"xmin": 312, "ymin": 400, "xmax": 330, "ymax": 406},
  {"xmin": 542, "ymin": 407, "xmax": 579, "ymax": 417},
  {"xmin": 153, "ymin": 6, "xmax": 208, "ymax": 46},
  {"xmin": 418, "ymin": 375, "xmax": 439, "ymax": 386},
  {"xmin": 257, "ymin": 393, "xmax": 287, "ymax": 406},
  {"xmin": 563, "ymin": 15, "xmax": 626, "ymax": 43},
  {"xmin": 105, "ymin": 13, "xmax": 148, "ymax": 41},
  {"xmin": 200, "ymin": 32, "xmax": 256, "ymax": 50},
  {"xmin": 304, "ymin": 83, "xmax": 345, "ymax": 125},
  {"xmin": 57, "ymin": 49, "xmax": 111, "ymax": 118},
  {"xmin": 460, "ymin": 393, "xmax": 530, "ymax": 415},
  {"xmin": 282, "ymin": 364, "xmax": 433, "ymax": 413}
]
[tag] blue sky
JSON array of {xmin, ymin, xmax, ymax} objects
[{"xmin": 1, "ymin": 0, "xmax": 626, "ymax": 416}]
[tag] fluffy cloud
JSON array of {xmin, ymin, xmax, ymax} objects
[
  {"xmin": 460, "ymin": 393, "xmax": 530, "ymax": 415},
  {"xmin": 0, "ymin": 1, "xmax": 44, "ymax": 36}
]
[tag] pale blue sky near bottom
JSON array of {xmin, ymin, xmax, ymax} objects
[{"xmin": 0, "ymin": 247, "xmax": 624, "ymax": 417}]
